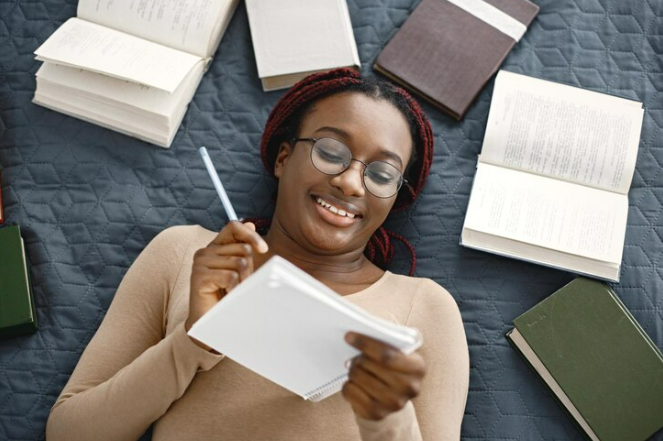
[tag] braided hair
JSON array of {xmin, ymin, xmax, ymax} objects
[{"xmin": 252, "ymin": 68, "xmax": 434, "ymax": 276}]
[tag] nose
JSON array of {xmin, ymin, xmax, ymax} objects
[{"xmin": 329, "ymin": 160, "xmax": 365, "ymax": 198}]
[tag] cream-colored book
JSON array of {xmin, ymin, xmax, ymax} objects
[
  {"xmin": 245, "ymin": 0, "xmax": 360, "ymax": 91},
  {"xmin": 461, "ymin": 70, "xmax": 644, "ymax": 282},
  {"xmin": 32, "ymin": 0, "xmax": 239, "ymax": 147}
]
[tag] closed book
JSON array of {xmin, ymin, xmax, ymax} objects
[
  {"xmin": 0, "ymin": 167, "xmax": 4, "ymax": 224},
  {"xmin": 0, "ymin": 225, "xmax": 37, "ymax": 339},
  {"xmin": 245, "ymin": 0, "xmax": 361, "ymax": 91},
  {"xmin": 374, "ymin": 0, "xmax": 539, "ymax": 120},
  {"xmin": 506, "ymin": 278, "xmax": 663, "ymax": 441}
]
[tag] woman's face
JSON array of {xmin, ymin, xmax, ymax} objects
[{"xmin": 273, "ymin": 92, "xmax": 413, "ymax": 255}]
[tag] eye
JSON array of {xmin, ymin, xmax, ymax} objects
[
  {"xmin": 366, "ymin": 165, "xmax": 400, "ymax": 185},
  {"xmin": 316, "ymin": 147, "xmax": 346, "ymax": 164}
]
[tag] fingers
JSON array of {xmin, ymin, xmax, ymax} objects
[
  {"xmin": 195, "ymin": 243, "xmax": 255, "ymax": 280},
  {"xmin": 193, "ymin": 268, "xmax": 241, "ymax": 296},
  {"xmin": 345, "ymin": 332, "xmax": 426, "ymax": 375},
  {"xmin": 211, "ymin": 221, "xmax": 268, "ymax": 253},
  {"xmin": 352, "ymin": 356, "xmax": 422, "ymax": 400}
]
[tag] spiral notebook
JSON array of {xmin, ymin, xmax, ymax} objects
[{"xmin": 187, "ymin": 255, "xmax": 423, "ymax": 402}]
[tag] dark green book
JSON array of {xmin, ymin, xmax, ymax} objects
[
  {"xmin": 507, "ymin": 278, "xmax": 663, "ymax": 441},
  {"xmin": 0, "ymin": 225, "xmax": 37, "ymax": 338}
]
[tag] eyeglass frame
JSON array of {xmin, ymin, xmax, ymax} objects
[{"xmin": 290, "ymin": 137, "xmax": 409, "ymax": 199}]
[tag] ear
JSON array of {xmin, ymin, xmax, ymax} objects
[{"xmin": 274, "ymin": 141, "xmax": 294, "ymax": 178}]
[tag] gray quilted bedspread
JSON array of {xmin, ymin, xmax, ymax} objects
[{"xmin": 0, "ymin": 0, "xmax": 661, "ymax": 440}]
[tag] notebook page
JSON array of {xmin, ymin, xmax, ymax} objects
[
  {"xmin": 188, "ymin": 256, "xmax": 420, "ymax": 400},
  {"xmin": 480, "ymin": 70, "xmax": 644, "ymax": 195},
  {"xmin": 34, "ymin": 18, "xmax": 201, "ymax": 93},
  {"xmin": 77, "ymin": 0, "xmax": 236, "ymax": 57}
]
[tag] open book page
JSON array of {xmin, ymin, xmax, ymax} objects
[
  {"xmin": 463, "ymin": 163, "xmax": 628, "ymax": 264},
  {"xmin": 480, "ymin": 70, "xmax": 644, "ymax": 194},
  {"xmin": 34, "ymin": 18, "xmax": 202, "ymax": 93},
  {"xmin": 77, "ymin": 0, "xmax": 236, "ymax": 58}
]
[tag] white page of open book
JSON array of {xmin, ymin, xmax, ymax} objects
[
  {"xmin": 34, "ymin": 18, "xmax": 202, "ymax": 93},
  {"xmin": 77, "ymin": 0, "xmax": 234, "ymax": 57},
  {"xmin": 464, "ymin": 163, "xmax": 628, "ymax": 264},
  {"xmin": 480, "ymin": 71, "xmax": 644, "ymax": 195}
]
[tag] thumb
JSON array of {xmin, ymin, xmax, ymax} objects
[{"xmin": 243, "ymin": 221, "xmax": 256, "ymax": 231}]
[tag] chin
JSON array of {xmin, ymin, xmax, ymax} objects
[{"xmin": 300, "ymin": 221, "xmax": 358, "ymax": 254}]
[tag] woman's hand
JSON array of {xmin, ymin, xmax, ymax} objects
[
  {"xmin": 342, "ymin": 332, "xmax": 426, "ymax": 421},
  {"xmin": 185, "ymin": 221, "xmax": 269, "ymax": 351}
]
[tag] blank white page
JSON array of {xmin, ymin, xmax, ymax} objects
[{"xmin": 188, "ymin": 256, "xmax": 421, "ymax": 401}]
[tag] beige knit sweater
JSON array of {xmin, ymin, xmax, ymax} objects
[{"xmin": 46, "ymin": 225, "xmax": 469, "ymax": 441}]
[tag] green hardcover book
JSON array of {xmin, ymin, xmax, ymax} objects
[
  {"xmin": 0, "ymin": 225, "xmax": 38, "ymax": 338},
  {"xmin": 507, "ymin": 278, "xmax": 663, "ymax": 441}
]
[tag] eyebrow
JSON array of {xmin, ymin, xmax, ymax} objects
[{"xmin": 313, "ymin": 126, "xmax": 404, "ymax": 168}]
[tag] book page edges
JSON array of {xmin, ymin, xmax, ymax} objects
[
  {"xmin": 460, "ymin": 229, "xmax": 620, "ymax": 282},
  {"xmin": 507, "ymin": 329, "xmax": 600, "ymax": 441}
]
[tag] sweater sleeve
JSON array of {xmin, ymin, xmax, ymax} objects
[
  {"xmin": 46, "ymin": 226, "xmax": 224, "ymax": 441},
  {"xmin": 355, "ymin": 279, "xmax": 469, "ymax": 441}
]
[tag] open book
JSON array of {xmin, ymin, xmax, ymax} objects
[
  {"xmin": 461, "ymin": 70, "xmax": 644, "ymax": 282},
  {"xmin": 188, "ymin": 256, "xmax": 423, "ymax": 402},
  {"xmin": 33, "ymin": 0, "xmax": 239, "ymax": 147}
]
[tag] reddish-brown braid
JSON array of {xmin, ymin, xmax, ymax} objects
[{"xmin": 254, "ymin": 68, "xmax": 434, "ymax": 276}]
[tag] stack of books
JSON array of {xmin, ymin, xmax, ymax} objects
[
  {"xmin": 33, "ymin": 0, "xmax": 239, "ymax": 147},
  {"xmin": 0, "ymin": 225, "xmax": 37, "ymax": 339}
]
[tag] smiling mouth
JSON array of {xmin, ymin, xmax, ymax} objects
[{"xmin": 312, "ymin": 196, "xmax": 362, "ymax": 219}]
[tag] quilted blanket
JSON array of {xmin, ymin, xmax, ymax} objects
[{"xmin": 0, "ymin": 0, "xmax": 661, "ymax": 440}]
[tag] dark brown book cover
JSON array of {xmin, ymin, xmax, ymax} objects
[{"xmin": 374, "ymin": 0, "xmax": 540, "ymax": 120}]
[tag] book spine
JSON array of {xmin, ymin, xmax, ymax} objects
[
  {"xmin": 506, "ymin": 329, "xmax": 593, "ymax": 441},
  {"xmin": 606, "ymin": 286, "xmax": 663, "ymax": 362}
]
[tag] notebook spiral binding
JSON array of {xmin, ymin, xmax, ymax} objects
[{"xmin": 304, "ymin": 372, "xmax": 349, "ymax": 402}]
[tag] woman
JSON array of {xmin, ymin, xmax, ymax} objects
[{"xmin": 46, "ymin": 69, "xmax": 469, "ymax": 441}]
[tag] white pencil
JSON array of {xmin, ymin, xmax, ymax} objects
[{"xmin": 199, "ymin": 146, "xmax": 239, "ymax": 222}]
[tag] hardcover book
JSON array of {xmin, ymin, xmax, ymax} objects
[
  {"xmin": 374, "ymin": 0, "xmax": 539, "ymax": 119},
  {"xmin": 245, "ymin": 0, "xmax": 361, "ymax": 91},
  {"xmin": 0, "ymin": 167, "xmax": 4, "ymax": 224},
  {"xmin": 32, "ymin": 0, "xmax": 239, "ymax": 147},
  {"xmin": 0, "ymin": 225, "xmax": 37, "ymax": 339},
  {"xmin": 461, "ymin": 70, "xmax": 644, "ymax": 282},
  {"xmin": 507, "ymin": 278, "xmax": 663, "ymax": 441}
]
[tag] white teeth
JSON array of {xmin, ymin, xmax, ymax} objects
[{"xmin": 315, "ymin": 197, "xmax": 358, "ymax": 219}]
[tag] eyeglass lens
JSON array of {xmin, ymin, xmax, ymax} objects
[{"xmin": 310, "ymin": 138, "xmax": 403, "ymax": 198}]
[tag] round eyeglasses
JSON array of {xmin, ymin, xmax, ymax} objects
[{"xmin": 291, "ymin": 137, "xmax": 407, "ymax": 199}]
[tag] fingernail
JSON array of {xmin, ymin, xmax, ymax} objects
[
  {"xmin": 259, "ymin": 241, "xmax": 269, "ymax": 253},
  {"xmin": 345, "ymin": 333, "xmax": 356, "ymax": 344}
]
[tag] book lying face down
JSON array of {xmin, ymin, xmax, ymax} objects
[{"xmin": 188, "ymin": 256, "xmax": 422, "ymax": 402}]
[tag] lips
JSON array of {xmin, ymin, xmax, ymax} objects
[{"xmin": 310, "ymin": 195, "xmax": 363, "ymax": 228}]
